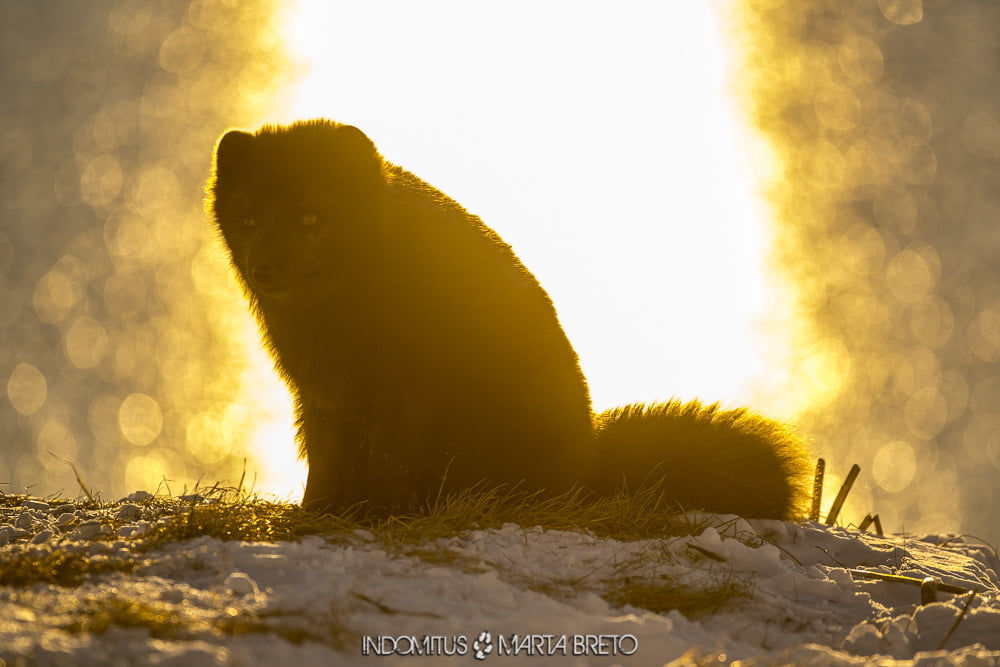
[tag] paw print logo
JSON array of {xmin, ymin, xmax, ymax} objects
[{"xmin": 473, "ymin": 630, "xmax": 493, "ymax": 660}]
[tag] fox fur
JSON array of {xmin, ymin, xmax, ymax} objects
[{"xmin": 207, "ymin": 119, "xmax": 811, "ymax": 519}]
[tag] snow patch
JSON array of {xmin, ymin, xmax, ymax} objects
[{"xmin": 0, "ymin": 498, "xmax": 998, "ymax": 665}]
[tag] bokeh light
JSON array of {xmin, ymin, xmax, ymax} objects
[
  {"xmin": 1, "ymin": 0, "xmax": 296, "ymax": 499},
  {"xmin": 733, "ymin": 0, "xmax": 1000, "ymax": 538}
]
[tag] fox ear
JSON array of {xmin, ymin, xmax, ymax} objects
[
  {"xmin": 214, "ymin": 129, "xmax": 254, "ymax": 173},
  {"xmin": 336, "ymin": 124, "xmax": 374, "ymax": 151},
  {"xmin": 331, "ymin": 124, "xmax": 383, "ymax": 182},
  {"xmin": 328, "ymin": 124, "xmax": 380, "ymax": 165}
]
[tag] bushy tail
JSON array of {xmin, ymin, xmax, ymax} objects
[{"xmin": 589, "ymin": 399, "xmax": 812, "ymax": 520}]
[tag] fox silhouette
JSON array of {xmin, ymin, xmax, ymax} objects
[{"xmin": 208, "ymin": 119, "xmax": 811, "ymax": 518}]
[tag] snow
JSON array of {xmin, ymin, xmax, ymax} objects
[{"xmin": 1, "ymin": 498, "xmax": 1000, "ymax": 665}]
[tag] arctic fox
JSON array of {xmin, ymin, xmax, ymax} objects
[{"xmin": 208, "ymin": 119, "xmax": 811, "ymax": 518}]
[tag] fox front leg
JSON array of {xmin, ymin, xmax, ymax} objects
[{"xmin": 299, "ymin": 399, "xmax": 375, "ymax": 514}]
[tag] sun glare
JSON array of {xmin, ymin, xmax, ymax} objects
[{"xmin": 271, "ymin": 0, "xmax": 790, "ymax": 432}]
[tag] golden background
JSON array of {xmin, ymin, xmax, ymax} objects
[{"xmin": 1, "ymin": 0, "xmax": 998, "ymax": 542}]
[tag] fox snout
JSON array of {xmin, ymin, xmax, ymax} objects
[{"xmin": 249, "ymin": 263, "xmax": 279, "ymax": 293}]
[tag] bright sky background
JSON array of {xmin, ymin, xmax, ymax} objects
[
  {"xmin": 278, "ymin": 0, "xmax": 785, "ymax": 406},
  {"xmin": 251, "ymin": 1, "xmax": 788, "ymax": 495}
]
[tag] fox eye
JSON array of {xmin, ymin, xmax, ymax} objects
[
  {"xmin": 301, "ymin": 213, "xmax": 318, "ymax": 226},
  {"xmin": 242, "ymin": 216, "xmax": 256, "ymax": 228}
]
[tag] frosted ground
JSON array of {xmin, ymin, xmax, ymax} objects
[{"xmin": 1, "ymin": 493, "xmax": 1000, "ymax": 666}]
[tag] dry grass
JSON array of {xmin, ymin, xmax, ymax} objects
[
  {"xmin": 0, "ymin": 547, "xmax": 138, "ymax": 587},
  {"xmin": 135, "ymin": 481, "xmax": 712, "ymax": 549},
  {"xmin": 0, "ymin": 483, "xmax": 754, "ymax": 617}
]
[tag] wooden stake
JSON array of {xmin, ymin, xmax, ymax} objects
[
  {"xmin": 825, "ymin": 464, "xmax": 860, "ymax": 526},
  {"xmin": 810, "ymin": 458, "xmax": 825, "ymax": 522}
]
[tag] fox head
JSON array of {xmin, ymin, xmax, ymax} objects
[{"xmin": 208, "ymin": 120, "xmax": 385, "ymax": 304}]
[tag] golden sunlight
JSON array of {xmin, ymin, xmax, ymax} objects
[
  {"xmin": 273, "ymin": 0, "xmax": 791, "ymax": 429},
  {"xmin": 7, "ymin": 0, "xmax": 997, "ymax": 543}
]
